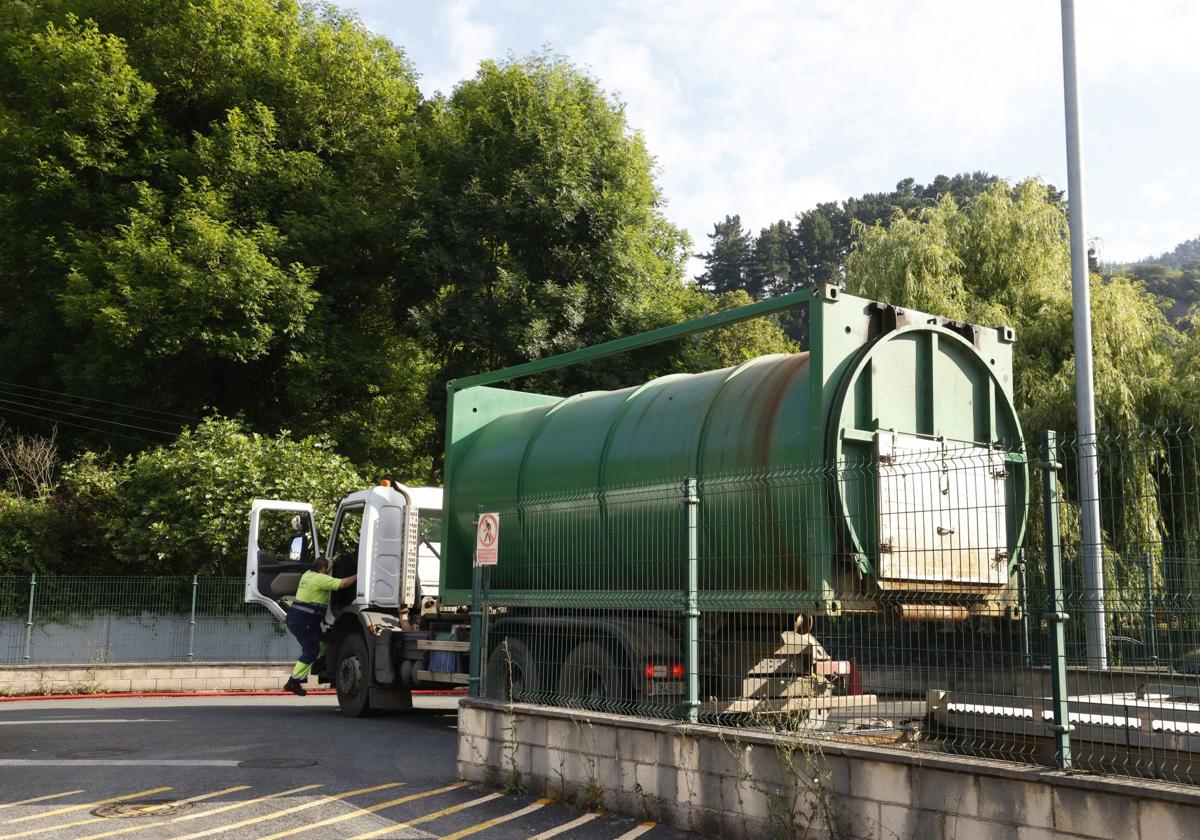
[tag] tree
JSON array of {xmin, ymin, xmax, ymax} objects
[
  {"xmin": 747, "ymin": 220, "xmax": 794, "ymax": 299},
  {"xmin": 695, "ymin": 172, "xmax": 1008, "ymax": 295},
  {"xmin": 412, "ymin": 54, "xmax": 696, "ymax": 382},
  {"xmin": 0, "ymin": 0, "xmax": 429, "ymax": 472},
  {"xmin": 697, "ymin": 215, "xmax": 753, "ymax": 294}
]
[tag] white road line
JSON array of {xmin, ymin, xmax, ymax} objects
[
  {"xmin": 0, "ymin": 759, "xmax": 241, "ymax": 766},
  {"xmin": 612, "ymin": 822, "xmax": 657, "ymax": 840},
  {"xmin": 527, "ymin": 811, "xmax": 599, "ymax": 839},
  {"xmin": 0, "ymin": 719, "xmax": 171, "ymax": 726}
]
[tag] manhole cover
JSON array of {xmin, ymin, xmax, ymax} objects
[
  {"xmin": 92, "ymin": 800, "xmax": 193, "ymax": 819},
  {"xmin": 238, "ymin": 758, "xmax": 319, "ymax": 769},
  {"xmin": 59, "ymin": 748, "xmax": 129, "ymax": 759}
]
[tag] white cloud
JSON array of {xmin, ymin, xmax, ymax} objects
[
  {"xmin": 344, "ymin": 0, "xmax": 1199, "ymax": 267},
  {"xmin": 422, "ymin": 0, "xmax": 500, "ymax": 97}
]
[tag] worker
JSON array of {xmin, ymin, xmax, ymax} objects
[{"xmin": 283, "ymin": 555, "xmax": 356, "ymax": 696}]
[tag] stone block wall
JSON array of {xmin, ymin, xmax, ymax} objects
[
  {"xmin": 0, "ymin": 662, "xmax": 319, "ymax": 695},
  {"xmin": 458, "ymin": 698, "xmax": 1200, "ymax": 840}
]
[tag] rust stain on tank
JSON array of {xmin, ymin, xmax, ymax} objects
[{"xmin": 747, "ymin": 352, "xmax": 810, "ymax": 591}]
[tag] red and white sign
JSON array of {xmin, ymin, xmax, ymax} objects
[{"xmin": 475, "ymin": 512, "xmax": 500, "ymax": 566}]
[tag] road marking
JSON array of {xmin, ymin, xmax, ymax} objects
[
  {"xmin": 259, "ymin": 782, "xmax": 469, "ymax": 839},
  {"xmin": 172, "ymin": 781, "xmax": 404, "ymax": 840},
  {"xmin": 0, "ymin": 719, "xmax": 170, "ymax": 726},
  {"xmin": 0, "ymin": 759, "xmax": 240, "ymax": 766},
  {"xmin": 440, "ymin": 799, "xmax": 550, "ymax": 840},
  {"xmin": 613, "ymin": 822, "xmax": 657, "ymax": 840},
  {"xmin": 168, "ymin": 784, "xmax": 323, "ymax": 823},
  {"xmin": 77, "ymin": 782, "xmax": 326, "ymax": 835},
  {"xmin": 3, "ymin": 787, "xmax": 172, "ymax": 825},
  {"xmin": 0, "ymin": 790, "xmax": 84, "ymax": 811},
  {"xmin": 19, "ymin": 782, "xmax": 250, "ymax": 840},
  {"xmin": 347, "ymin": 792, "xmax": 503, "ymax": 840},
  {"xmin": 528, "ymin": 811, "xmax": 600, "ymax": 839}
]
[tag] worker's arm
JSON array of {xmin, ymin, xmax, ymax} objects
[{"xmin": 338, "ymin": 575, "xmax": 357, "ymax": 589}]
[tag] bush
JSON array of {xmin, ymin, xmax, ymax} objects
[
  {"xmin": 109, "ymin": 417, "xmax": 365, "ymax": 575},
  {"xmin": 3, "ymin": 418, "xmax": 365, "ymax": 576},
  {"xmin": 0, "ymin": 492, "xmax": 66, "ymax": 574}
]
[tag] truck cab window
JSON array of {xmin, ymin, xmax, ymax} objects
[{"xmin": 330, "ymin": 505, "xmax": 364, "ymax": 573}]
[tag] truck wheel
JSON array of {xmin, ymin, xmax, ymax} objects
[
  {"xmin": 484, "ymin": 637, "xmax": 539, "ymax": 701},
  {"xmin": 556, "ymin": 642, "xmax": 624, "ymax": 710},
  {"xmin": 335, "ymin": 632, "xmax": 373, "ymax": 717}
]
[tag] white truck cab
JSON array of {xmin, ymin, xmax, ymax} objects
[
  {"xmin": 245, "ymin": 482, "xmax": 442, "ymax": 622},
  {"xmin": 246, "ymin": 482, "xmax": 457, "ymax": 716}
]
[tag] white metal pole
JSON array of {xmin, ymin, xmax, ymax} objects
[{"xmin": 1060, "ymin": 0, "xmax": 1107, "ymax": 669}]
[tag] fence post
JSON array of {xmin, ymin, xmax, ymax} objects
[
  {"xmin": 468, "ymin": 507, "xmax": 484, "ymax": 699},
  {"xmin": 1040, "ymin": 431, "xmax": 1072, "ymax": 770},
  {"xmin": 187, "ymin": 575, "xmax": 199, "ymax": 660},
  {"xmin": 1142, "ymin": 555, "xmax": 1158, "ymax": 665},
  {"xmin": 683, "ymin": 478, "xmax": 700, "ymax": 724},
  {"xmin": 22, "ymin": 573, "xmax": 36, "ymax": 661},
  {"xmin": 1019, "ymin": 560, "xmax": 1032, "ymax": 668}
]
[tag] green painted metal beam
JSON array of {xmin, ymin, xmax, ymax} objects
[{"xmin": 447, "ymin": 286, "xmax": 819, "ymax": 393}]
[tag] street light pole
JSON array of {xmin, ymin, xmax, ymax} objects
[{"xmin": 1060, "ymin": 0, "xmax": 1107, "ymax": 669}]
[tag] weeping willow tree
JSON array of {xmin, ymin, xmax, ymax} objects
[{"xmin": 846, "ymin": 180, "xmax": 1200, "ymax": 641}]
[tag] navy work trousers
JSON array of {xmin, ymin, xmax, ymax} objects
[{"xmin": 285, "ymin": 607, "xmax": 324, "ymax": 665}]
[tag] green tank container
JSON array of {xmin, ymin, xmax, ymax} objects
[{"xmin": 441, "ymin": 286, "xmax": 1028, "ymax": 616}]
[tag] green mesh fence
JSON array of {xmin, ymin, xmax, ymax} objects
[
  {"xmin": 474, "ymin": 427, "xmax": 1200, "ymax": 786},
  {"xmin": 0, "ymin": 576, "xmax": 292, "ymax": 664}
]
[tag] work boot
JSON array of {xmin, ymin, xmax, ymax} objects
[{"xmin": 283, "ymin": 677, "xmax": 307, "ymax": 697}]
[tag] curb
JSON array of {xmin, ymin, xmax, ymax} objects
[{"xmin": 0, "ymin": 689, "xmax": 467, "ymax": 702}]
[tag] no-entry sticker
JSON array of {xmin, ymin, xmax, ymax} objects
[{"xmin": 475, "ymin": 512, "xmax": 499, "ymax": 565}]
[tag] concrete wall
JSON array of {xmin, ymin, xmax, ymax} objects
[
  {"xmin": 0, "ymin": 614, "xmax": 295, "ymax": 664},
  {"xmin": 0, "ymin": 662, "xmax": 319, "ymax": 695},
  {"xmin": 458, "ymin": 698, "xmax": 1200, "ymax": 840}
]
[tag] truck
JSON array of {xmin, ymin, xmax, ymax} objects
[{"xmin": 246, "ymin": 285, "xmax": 1028, "ymax": 718}]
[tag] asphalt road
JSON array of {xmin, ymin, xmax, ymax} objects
[{"xmin": 0, "ymin": 694, "xmax": 698, "ymax": 839}]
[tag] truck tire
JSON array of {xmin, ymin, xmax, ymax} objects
[
  {"xmin": 556, "ymin": 642, "xmax": 625, "ymax": 710},
  {"xmin": 484, "ymin": 637, "xmax": 539, "ymax": 702},
  {"xmin": 335, "ymin": 632, "xmax": 373, "ymax": 717}
]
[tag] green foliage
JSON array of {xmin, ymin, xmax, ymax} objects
[
  {"xmin": 0, "ymin": 0, "xmax": 426, "ymax": 468},
  {"xmin": 108, "ymin": 417, "xmax": 363, "ymax": 575},
  {"xmin": 698, "ymin": 215, "xmax": 753, "ymax": 295},
  {"xmin": 413, "ymin": 53, "xmax": 693, "ymax": 380},
  {"xmin": 1, "ymin": 419, "xmax": 363, "ymax": 576},
  {"xmin": 1, "ymin": 5, "xmax": 792, "ymax": 490},
  {"xmin": 0, "ymin": 493, "xmax": 66, "ymax": 575},
  {"xmin": 696, "ymin": 172, "xmax": 1005, "ymax": 296}
]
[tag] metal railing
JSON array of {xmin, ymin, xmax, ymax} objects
[
  {"xmin": 0, "ymin": 576, "xmax": 293, "ymax": 665},
  {"xmin": 471, "ymin": 426, "xmax": 1200, "ymax": 786}
]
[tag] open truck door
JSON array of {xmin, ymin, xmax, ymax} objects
[
  {"xmin": 327, "ymin": 484, "xmax": 409, "ymax": 611},
  {"xmin": 245, "ymin": 500, "xmax": 321, "ymax": 622}
]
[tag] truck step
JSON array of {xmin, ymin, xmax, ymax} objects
[
  {"xmin": 417, "ymin": 640, "xmax": 472, "ymax": 652},
  {"xmin": 416, "ymin": 669, "xmax": 470, "ymax": 685}
]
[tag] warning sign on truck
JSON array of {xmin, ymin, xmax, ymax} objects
[{"xmin": 475, "ymin": 512, "xmax": 499, "ymax": 565}]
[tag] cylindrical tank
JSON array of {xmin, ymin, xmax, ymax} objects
[{"xmin": 446, "ymin": 297, "xmax": 1028, "ymax": 612}]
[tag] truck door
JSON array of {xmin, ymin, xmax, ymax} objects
[
  {"xmin": 245, "ymin": 500, "xmax": 321, "ymax": 622},
  {"xmin": 327, "ymin": 486, "xmax": 407, "ymax": 609}
]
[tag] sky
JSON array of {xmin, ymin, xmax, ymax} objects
[{"xmin": 343, "ymin": 0, "xmax": 1199, "ymax": 275}]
